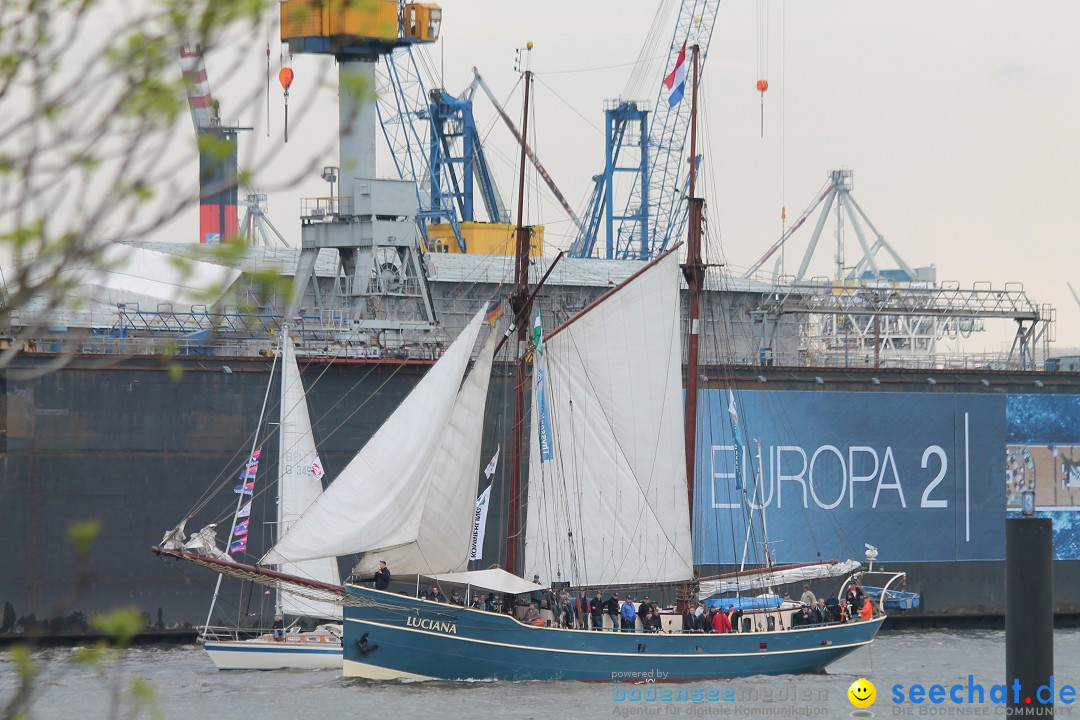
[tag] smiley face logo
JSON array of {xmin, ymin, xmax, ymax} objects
[{"xmin": 848, "ymin": 678, "xmax": 876, "ymax": 708}]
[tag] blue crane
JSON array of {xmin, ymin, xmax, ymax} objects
[
  {"xmin": 375, "ymin": 45, "xmax": 468, "ymax": 252},
  {"xmin": 571, "ymin": 0, "xmax": 720, "ymax": 260},
  {"xmin": 428, "ymin": 89, "xmax": 509, "ymax": 224}
]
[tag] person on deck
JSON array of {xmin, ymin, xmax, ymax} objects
[
  {"xmin": 683, "ymin": 605, "xmax": 699, "ymax": 633},
  {"xmin": 429, "ymin": 585, "xmax": 447, "ymax": 603},
  {"xmin": 643, "ymin": 610, "xmax": 662, "ymax": 633},
  {"xmin": 847, "ymin": 584, "xmax": 865, "ymax": 615},
  {"xmin": 859, "ymin": 598, "xmax": 874, "ymax": 621},
  {"xmin": 372, "ymin": 560, "xmax": 390, "ymax": 590},
  {"xmin": 591, "ymin": 591, "xmax": 605, "ymax": 630},
  {"xmin": 561, "ymin": 590, "xmax": 575, "ymax": 629},
  {"xmin": 638, "ymin": 596, "xmax": 654, "ymax": 620},
  {"xmin": 530, "ymin": 575, "xmax": 543, "ymax": 605},
  {"xmin": 700, "ymin": 606, "xmax": 714, "ymax": 633},
  {"xmin": 712, "ymin": 607, "xmax": 732, "ymax": 633},
  {"xmin": 470, "ymin": 593, "xmax": 484, "ymax": 610},
  {"xmin": 726, "ymin": 605, "xmax": 742, "ymax": 632},
  {"xmin": 449, "ymin": 591, "xmax": 465, "ymax": 606},
  {"xmin": 620, "ymin": 597, "xmax": 637, "ymax": 632},
  {"xmin": 271, "ymin": 614, "xmax": 285, "ymax": 641},
  {"xmin": 800, "ymin": 584, "xmax": 816, "ymax": 607},
  {"xmin": 523, "ymin": 602, "xmax": 541, "ymax": 624},
  {"xmin": 550, "ymin": 590, "xmax": 564, "ymax": 626},
  {"xmin": 605, "ymin": 593, "xmax": 621, "ymax": 631},
  {"xmin": 695, "ymin": 604, "xmax": 712, "ymax": 630},
  {"xmin": 574, "ymin": 591, "xmax": 591, "ymax": 629}
]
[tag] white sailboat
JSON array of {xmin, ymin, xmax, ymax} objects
[
  {"xmin": 261, "ymin": 306, "xmax": 496, "ymax": 577},
  {"xmin": 162, "ymin": 327, "xmax": 345, "ymax": 670},
  {"xmin": 156, "ymin": 308, "xmax": 495, "ymax": 669}
]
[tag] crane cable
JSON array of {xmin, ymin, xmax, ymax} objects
[
  {"xmin": 780, "ymin": 0, "xmax": 787, "ymax": 271},
  {"xmin": 756, "ymin": 0, "xmax": 769, "ymax": 138}
]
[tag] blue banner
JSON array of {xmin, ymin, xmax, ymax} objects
[
  {"xmin": 694, "ymin": 390, "xmax": 1007, "ymax": 564},
  {"xmin": 536, "ymin": 359, "xmax": 554, "ymax": 462}
]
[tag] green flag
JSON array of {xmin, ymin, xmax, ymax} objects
[{"xmin": 533, "ymin": 309, "xmax": 544, "ymax": 356}]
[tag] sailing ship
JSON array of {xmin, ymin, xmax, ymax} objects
[
  {"xmin": 154, "ymin": 37, "xmax": 906, "ymax": 681},
  {"xmin": 160, "ymin": 327, "xmax": 344, "ymax": 670},
  {"xmin": 299, "ymin": 249, "xmax": 899, "ymax": 680}
]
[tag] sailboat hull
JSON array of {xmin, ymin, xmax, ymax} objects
[
  {"xmin": 203, "ymin": 637, "xmax": 342, "ymax": 670},
  {"xmin": 342, "ymin": 585, "xmax": 882, "ymax": 681}
]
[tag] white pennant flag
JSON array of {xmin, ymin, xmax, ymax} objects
[
  {"xmin": 469, "ymin": 485, "xmax": 492, "ymax": 561},
  {"xmin": 483, "ymin": 446, "xmax": 500, "ymax": 479},
  {"xmin": 236, "ymin": 501, "xmax": 252, "ymax": 519}
]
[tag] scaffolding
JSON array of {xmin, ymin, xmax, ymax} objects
[{"xmin": 750, "ymin": 279, "xmax": 1055, "ymax": 370}]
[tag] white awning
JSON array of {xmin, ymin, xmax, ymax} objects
[{"xmin": 425, "ymin": 569, "xmax": 540, "ymax": 595}]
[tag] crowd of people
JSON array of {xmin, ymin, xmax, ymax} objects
[
  {"xmin": 680, "ymin": 601, "xmax": 741, "ymax": 633},
  {"xmin": 370, "ymin": 563, "xmax": 875, "ymax": 632},
  {"xmin": 789, "ymin": 583, "xmax": 875, "ymax": 627}
]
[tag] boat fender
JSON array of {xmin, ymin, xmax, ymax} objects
[{"xmin": 356, "ymin": 632, "xmax": 379, "ymax": 656}]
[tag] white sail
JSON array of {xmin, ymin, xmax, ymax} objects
[
  {"xmin": 262, "ymin": 307, "xmax": 488, "ymax": 566},
  {"xmin": 275, "ymin": 332, "xmax": 342, "ymax": 619},
  {"xmin": 697, "ymin": 560, "xmax": 863, "ymax": 599},
  {"xmin": 352, "ymin": 326, "xmax": 497, "ymax": 576},
  {"xmin": 523, "ymin": 251, "xmax": 694, "ymax": 587}
]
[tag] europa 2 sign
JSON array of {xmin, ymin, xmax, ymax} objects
[{"xmin": 693, "ymin": 390, "xmax": 1007, "ymax": 564}]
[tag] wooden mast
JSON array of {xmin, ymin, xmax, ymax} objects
[
  {"xmin": 682, "ymin": 39, "xmax": 704, "ymax": 524},
  {"xmin": 506, "ymin": 42, "xmax": 534, "ymax": 576}
]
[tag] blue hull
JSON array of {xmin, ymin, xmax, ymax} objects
[{"xmin": 342, "ymin": 585, "xmax": 883, "ymax": 681}]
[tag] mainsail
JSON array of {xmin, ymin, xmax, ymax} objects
[
  {"xmin": 275, "ymin": 331, "xmax": 342, "ymax": 619},
  {"xmin": 523, "ymin": 251, "xmax": 694, "ymax": 587},
  {"xmin": 351, "ymin": 326, "xmax": 497, "ymax": 576},
  {"xmin": 262, "ymin": 308, "xmax": 489, "ymax": 570}
]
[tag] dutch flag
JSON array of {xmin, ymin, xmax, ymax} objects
[{"xmin": 663, "ymin": 42, "xmax": 688, "ymax": 107}]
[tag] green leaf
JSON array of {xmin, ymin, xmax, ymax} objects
[
  {"xmin": 89, "ymin": 607, "xmax": 143, "ymax": 648},
  {"xmin": 68, "ymin": 519, "xmax": 101, "ymax": 557}
]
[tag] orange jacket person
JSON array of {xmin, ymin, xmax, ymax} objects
[{"xmin": 859, "ymin": 598, "xmax": 873, "ymax": 621}]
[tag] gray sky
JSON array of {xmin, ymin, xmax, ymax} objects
[{"xmin": 184, "ymin": 0, "xmax": 1080, "ymax": 351}]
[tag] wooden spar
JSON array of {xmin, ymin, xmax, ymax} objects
[
  {"xmin": 682, "ymin": 41, "xmax": 705, "ymax": 526},
  {"xmin": 152, "ymin": 546, "xmax": 345, "ymax": 595},
  {"xmin": 506, "ymin": 44, "xmax": 534, "ymax": 577}
]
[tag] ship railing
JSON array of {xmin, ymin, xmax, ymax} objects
[
  {"xmin": 744, "ymin": 348, "xmax": 1047, "ymax": 372},
  {"xmin": 197, "ymin": 625, "xmax": 264, "ymax": 642},
  {"xmin": 300, "ymin": 196, "xmax": 352, "ymax": 220},
  {"xmin": 54, "ymin": 333, "xmax": 445, "ymax": 362}
]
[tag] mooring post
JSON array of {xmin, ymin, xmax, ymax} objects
[{"xmin": 1005, "ymin": 515, "xmax": 1054, "ymax": 716}]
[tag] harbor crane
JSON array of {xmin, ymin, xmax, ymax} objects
[
  {"xmin": 281, "ymin": 0, "xmax": 442, "ymax": 337},
  {"xmin": 570, "ymin": 0, "xmax": 721, "ymax": 260}
]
